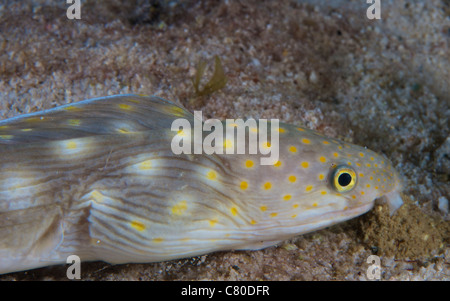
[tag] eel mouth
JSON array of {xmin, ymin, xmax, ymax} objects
[
  {"xmin": 378, "ymin": 191, "xmax": 404, "ymax": 215},
  {"xmin": 288, "ymin": 200, "xmax": 376, "ymax": 233},
  {"xmin": 322, "ymin": 201, "xmax": 375, "ymax": 223},
  {"xmin": 297, "ymin": 189, "xmax": 404, "ymax": 230}
]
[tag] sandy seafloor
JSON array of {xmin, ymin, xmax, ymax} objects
[{"xmin": 0, "ymin": 0, "xmax": 448, "ymax": 280}]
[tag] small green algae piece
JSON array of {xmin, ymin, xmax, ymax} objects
[{"xmin": 192, "ymin": 55, "xmax": 227, "ymax": 97}]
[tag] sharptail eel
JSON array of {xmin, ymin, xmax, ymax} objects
[{"xmin": 0, "ymin": 94, "xmax": 403, "ymax": 274}]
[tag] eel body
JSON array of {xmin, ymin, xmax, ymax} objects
[{"xmin": 0, "ymin": 94, "xmax": 403, "ymax": 274}]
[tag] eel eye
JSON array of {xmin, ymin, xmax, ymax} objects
[{"xmin": 332, "ymin": 166, "xmax": 357, "ymax": 193}]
